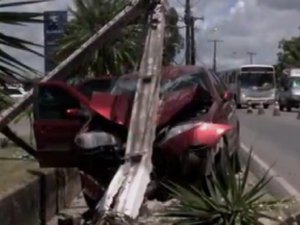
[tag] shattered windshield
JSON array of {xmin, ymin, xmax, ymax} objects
[
  {"xmin": 110, "ymin": 76, "xmax": 171, "ymax": 96},
  {"xmin": 240, "ymin": 73, "xmax": 274, "ymax": 89},
  {"xmin": 110, "ymin": 77, "xmax": 138, "ymax": 95}
]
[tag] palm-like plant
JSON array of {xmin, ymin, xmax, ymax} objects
[
  {"xmin": 161, "ymin": 150, "xmax": 289, "ymax": 225},
  {"xmin": 56, "ymin": 0, "xmax": 183, "ymax": 77},
  {"xmin": 0, "ymin": 0, "xmax": 47, "ymax": 110},
  {"xmin": 0, "ymin": 0, "xmax": 47, "ymax": 80}
]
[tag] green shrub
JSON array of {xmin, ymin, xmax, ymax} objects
[{"xmin": 161, "ymin": 149, "xmax": 289, "ymax": 225}]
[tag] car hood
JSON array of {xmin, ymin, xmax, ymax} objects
[
  {"xmin": 89, "ymin": 92, "xmax": 132, "ymax": 126},
  {"xmin": 88, "ymin": 88, "xmax": 196, "ymax": 128}
]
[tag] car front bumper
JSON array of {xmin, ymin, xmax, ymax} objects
[{"xmin": 240, "ymin": 97, "xmax": 275, "ymax": 105}]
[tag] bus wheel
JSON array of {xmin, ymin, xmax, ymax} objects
[{"xmin": 279, "ymin": 105, "xmax": 284, "ymax": 111}]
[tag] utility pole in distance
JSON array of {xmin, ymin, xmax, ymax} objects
[
  {"xmin": 190, "ymin": 16, "xmax": 204, "ymax": 65},
  {"xmin": 184, "ymin": 0, "xmax": 192, "ymax": 65},
  {"xmin": 247, "ymin": 51, "xmax": 256, "ymax": 64},
  {"xmin": 208, "ymin": 39, "xmax": 223, "ymax": 72}
]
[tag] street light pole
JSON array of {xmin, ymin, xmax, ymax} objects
[
  {"xmin": 184, "ymin": 0, "xmax": 204, "ymax": 65},
  {"xmin": 184, "ymin": 0, "xmax": 191, "ymax": 65},
  {"xmin": 247, "ymin": 51, "xmax": 256, "ymax": 64},
  {"xmin": 190, "ymin": 16, "xmax": 204, "ymax": 65},
  {"xmin": 208, "ymin": 39, "xmax": 223, "ymax": 72}
]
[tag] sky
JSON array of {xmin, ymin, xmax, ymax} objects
[{"xmin": 1, "ymin": 0, "xmax": 300, "ymax": 75}]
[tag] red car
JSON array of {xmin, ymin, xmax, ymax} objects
[{"xmin": 33, "ymin": 65, "xmax": 240, "ymax": 206}]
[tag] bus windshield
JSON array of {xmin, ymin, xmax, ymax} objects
[{"xmin": 240, "ymin": 73, "xmax": 274, "ymax": 89}]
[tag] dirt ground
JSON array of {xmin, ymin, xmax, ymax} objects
[
  {"xmin": 0, "ymin": 114, "xmax": 38, "ymax": 196},
  {"xmin": 0, "ymin": 145, "xmax": 38, "ymax": 196}
]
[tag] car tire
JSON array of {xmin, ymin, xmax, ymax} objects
[
  {"xmin": 287, "ymin": 106, "xmax": 292, "ymax": 112},
  {"xmin": 237, "ymin": 103, "xmax": 242, "ymax": 109},
  {"xmin": 263, "ymin": 104, "xmax": 269, "ymax": 109},
  {"xmin": 83, "ymin": 192, "xmax": 98, "ymax": 209}
]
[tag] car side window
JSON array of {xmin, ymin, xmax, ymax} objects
[
  {"xmin": 78, "ymin": 79, "xmax": 116, "ymax": 98},
  {"xmin": 36, "ymin": 85, "xmax": 81, "ymax": 119},
  {"xmin": 171, "ymin": 75, "xmax": 195, "ymax": 92}
]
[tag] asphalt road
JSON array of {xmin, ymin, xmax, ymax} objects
[{"xmin": 238, "ymin": 107, "xmax": 300, "ymax": 192}]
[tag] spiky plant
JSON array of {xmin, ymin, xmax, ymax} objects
[
  {"xmin": 0, "ymin": 0, "xmax": 48, "ymax": 110},
  {"xmin": 161, "ymin": 149, "xmax": 289, "ymax": 225},
  {"xmin": 0, "ymin": 0, "xmax": 48, "ymax": 79}
]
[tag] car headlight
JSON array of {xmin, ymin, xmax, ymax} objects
[
  {"xmin": 241, "ymin": 93, "xmax": 246, "ymax": 99},
  {"xmin": 270, "ymin": 92, "xmax": 275, "ymax": 98}
]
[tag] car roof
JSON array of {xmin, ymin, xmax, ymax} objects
[{"xmin": 119, "ymin": 65, "xmax": 204, "ymax": 81}]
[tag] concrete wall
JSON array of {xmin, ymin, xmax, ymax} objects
[{"xmin": 0, "ymin": 168, "xmax": 81, "ymax": 225}]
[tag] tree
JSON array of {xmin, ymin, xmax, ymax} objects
[
  {"xmin": 56, "ymin": 0, "xmax": 183, "ymax": 77},
  {"xmin": 277, "ymin": 37, "xmax": 300, "ymax": 74},
  {"xmin": 0, "ymin": 0, "xmax": 47, "ymax": 110}
]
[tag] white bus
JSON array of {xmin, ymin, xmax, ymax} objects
[{"xmin": 219, "ymin": 64, "xmax": 276, "ymax": 108}]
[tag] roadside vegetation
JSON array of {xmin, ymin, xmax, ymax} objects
[
  {"xmin": 0, "ymin": 0, "xmax": 46, "ymax": 111},
  {"xmin": 55, "ymin": 0, "xmax": 183, "ymax": 77},
  {"xmin": 276, "ymin": 36, "xmax": 300, "ymax": 75},
  {"xmin": 159, "ymin": 150, "xmax": 289, "ymax": 225},
  {"xmin": 0, "ymin": 1, "xmax": 295, "ymax": 224}
]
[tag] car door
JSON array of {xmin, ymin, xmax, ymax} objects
[
  {"xmin": 33, "ymin": 82, "xmax": 89, "ymax": 167},
  {"xmin": 209, "ymin": 72, "xmax": 238, "ymax": 154}
]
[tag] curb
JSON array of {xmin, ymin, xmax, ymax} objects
[
  {"xmin": 0, "ymin": 168, "xmax": 81, "ymax": 225},
  {"xmin": 239, "ymin": 143, "xmax": 300, "ymax": 202}
]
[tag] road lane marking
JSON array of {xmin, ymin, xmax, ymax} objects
[{"xmin": 241, "ymin": 142, "xmax": 300, "ymax": 200}]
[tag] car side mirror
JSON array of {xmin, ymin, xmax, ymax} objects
[
  {"xmin": 223, "ymin": 91, "xmax": 233, "ymax": 101},
  {"xmin": 65, "ymin": 108, "xmax": 83, "ymax": 118}
]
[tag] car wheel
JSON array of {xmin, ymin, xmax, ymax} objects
[
  {"xmin": 237, "ymin": 103, "xmax": 242, "ymax": 109},
  {"xmin": 287, "ymin": 106, "xmax": 292, "ymax": 112},
  {"xmin": 263, "ymin": 104, "xmax": 269, "ymax": 109},
  {"xmin": 83, "ymin": 192, "xmax": 98, "ymax": 209},
  {"xmin": 79, "ymin": 172, "xmax": 103, "ymax": 210},
  {"xmin": 279, "ymin": 104, "xmax": 284, "ymax": 111}
]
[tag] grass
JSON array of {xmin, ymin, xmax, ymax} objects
[{"xmin": 0, "ymin": 139, "xmax": 38, "ymax": 196}]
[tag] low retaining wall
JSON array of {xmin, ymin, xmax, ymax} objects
[{"xmin": 0, "ymin": 168, "xmax": 81, "ymax": 225}]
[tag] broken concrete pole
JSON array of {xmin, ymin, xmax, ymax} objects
[{"xmin": 96, "ymin": 0, "xmax": 167, "ymax": 221}]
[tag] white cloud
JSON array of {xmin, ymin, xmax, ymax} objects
[
  {"xmin": 1, "ymin": 0, "xmax": 300, "ymax": 74},
  {"xmin": 191, "ymin": 0, "xmax": 300, "ymax": 70}
]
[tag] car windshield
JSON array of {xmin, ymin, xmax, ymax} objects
[
  {"xmin": 240, "ymin": 73, "xmax": 274, "ymax": 89},
  {"xmin": 110, "ymin": 76, "xmax": 172, "ymax": 95}
]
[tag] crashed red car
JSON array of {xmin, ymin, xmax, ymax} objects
[{"xmin": 33, "ymin": 65, "xmax": 240, "ymax": 207}]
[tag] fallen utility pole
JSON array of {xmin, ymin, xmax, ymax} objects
[
  {"xmin": 0, "ymin": 0, "xmax": 147, "ymax": 153},
  {"xmin": 96, "ymin": 0, "xmax": 167, "ymax": 221}
]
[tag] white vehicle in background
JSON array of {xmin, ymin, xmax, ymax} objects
[
  {"xmin": 278, "ymin": 68, "xmax": 300, "ymax": 111},
  {"xmin": 219, "ymin": 64, "xmax": 277, "ymax": 108},
  {"xmin": 3, "ymin": 85, "xmax": 27, "ymax": 100}
]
